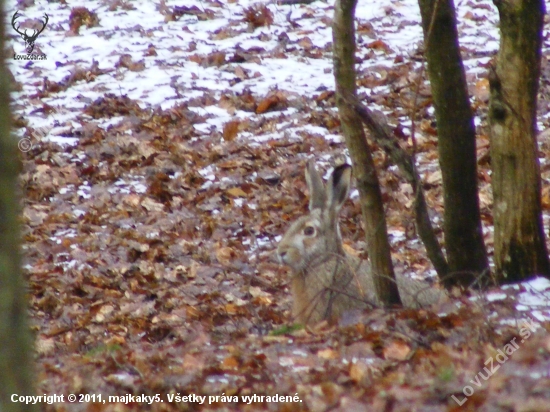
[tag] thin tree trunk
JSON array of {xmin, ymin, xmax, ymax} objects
[
  {"xmin": 488, "ymin": 0, "xmax": 549, "ymax": 281},
  {"xmin": 0, "ymin": 1, "xmax": 37, "ymax": 409},
  {"xmin": 417, "ymin": 0, "xmax": 489, "ymax": 286},
  {"xmin": 333, "ymin": 0, "xmax": 401, "ymax": 305}
]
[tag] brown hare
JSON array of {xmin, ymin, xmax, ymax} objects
[{"xmin": 277, "ymin": 160, "xmax": 445, "ymax": 325}]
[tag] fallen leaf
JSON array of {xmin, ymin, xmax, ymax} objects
[
  {"xmin": 223, "ymin": 120, "xmax": 240, "ymax": 141},
  {"xmin": 383, "ymin": 341, "xmax": 411, "ymax": 361},
  {"xmin": 226, "ymin": 187, "xmax": 247, "ymax": 197},
  {"xmin": 317, "ymin": 348, "xmax": 339, "ymax": 360}
]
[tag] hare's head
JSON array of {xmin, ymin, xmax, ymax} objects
[{"xmin": 277, "ymin": 160, "xmax": 352, "ymax": 272}]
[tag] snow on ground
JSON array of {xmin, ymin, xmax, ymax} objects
[
  {"xmin": 516, "ymin": 277, "xmax": 550, "ymax": 321},
  {"xmin": 485, "ymin": 277, "xmax": 550, "ymax": 325},
  {"xmin": 7, "ymin": 0, "xmax": 501, "ymax": 146}
]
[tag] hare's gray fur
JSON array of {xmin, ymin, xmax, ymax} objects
[{"xmin": 277, "ymin": 160, "xmax": 445, "ymax": 325}]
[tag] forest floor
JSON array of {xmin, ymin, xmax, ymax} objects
[{"xmin": 8, "ymin": 0, "xmax": 550, "ymax": 410}]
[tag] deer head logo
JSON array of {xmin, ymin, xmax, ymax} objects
[{"xmin": 12, "ymin": 11, "xmax": 48, "ymax": 54}]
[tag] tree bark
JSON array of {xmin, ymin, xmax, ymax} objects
[
  {"xmin": 488, "ymin": 0, "xmax": 549, "ymax": 281},
  {"xmin": 333, "ymin": 0, "xmax": 401, "ymax": 305},
  {"xmin": 417, "ymin": 0, "xmax": 489, "ymax": 286},
  {"xmin": 0, "ymin": 1, "xmax": 37, "ymax": 409}
]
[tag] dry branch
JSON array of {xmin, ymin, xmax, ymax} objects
[{"xmin": 341, "ymin": 91, "xmax": 450, "ymax": 283}]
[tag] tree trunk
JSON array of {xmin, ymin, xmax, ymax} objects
[
  {"xmin": 333, "ymin": 0, "xmax": 401, "ymax": 305},
  {"xmin": 488, "ymin": 0, "xmax": 549, "ymax": 281},
  {"xmin": 0, "ymin": 2, "xmax": 37, "ymax": 409},
  {"xmin": 417, "ymin": 0, "xmax": 489, "ymax": 286}
]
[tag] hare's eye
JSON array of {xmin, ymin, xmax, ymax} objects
[{"xmin": 303, "ymin": 226, "xmax": 316, "ymax": 236}]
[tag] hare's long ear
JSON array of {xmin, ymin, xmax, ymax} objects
[
  {"xmin": 326, "ymin": 164, "xmax": 351, "ymax": 213},
  {"xmin": 305, "ymin": 160, "xmax": 326, "ymax": 210}
]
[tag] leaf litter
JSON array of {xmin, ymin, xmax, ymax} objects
[{"xmin": 7, "ymin": 0, "xmax": 550, "ymax": 410}]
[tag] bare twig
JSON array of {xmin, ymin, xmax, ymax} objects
[{"xmin": 277, "ymin": 0, "xmax": 317, "ymax": 5}]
